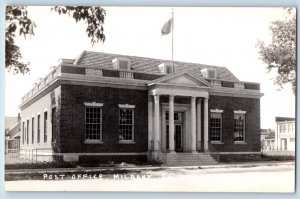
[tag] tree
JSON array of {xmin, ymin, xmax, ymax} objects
[
  {"xmin": 5, "ymin": 6, "xmax": 106, "ymax": 74},
  {"xmin": 256, "ymin": 8, "xmax": 296, "ymax": 94}
]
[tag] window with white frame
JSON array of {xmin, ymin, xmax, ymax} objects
[
  {"xmin": 32, "ymin": 117, "xmax": 35, "ymax": 144},
  {"xmin": 119, "ymin": 105, "xmax": 135, "ymax": 142},
  {"xmin": 37, "ymin": 115, "xmax": 41, "ymax": 143},
  {"xmin": 22, "ymin": 122, "xmax": 25, "ymax": 144},
  {"xmin": 26, "ymin": 119, "xmax": 29, "ymax": 144},
  {"xmin": 210, "ymin": 110, "xmax": 223, "ymax": 142},
  {"xmin": 234, "ymin": 111, "xmax": 246, "ymax": 142},
  {"xmin": 85, "ymin": 105, "xmax": 102, "ymax": 141}
]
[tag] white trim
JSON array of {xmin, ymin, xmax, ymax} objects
[
  {"xmin": 234, "ymin": 141, "xmax": 247, "ymax": 145},
  {"xmin": 31, "ymin": 114, "xmax": 35, "ymax": 117},
  {"xmin": 234, "ymin": 110, "xmax": 246, "ymax": 114},
  {"xmin": 84, "ymin": 102, "xmax": 104, "ymax": 107},
  {"xmin": 210, "ymin": 109, "xmax": 223, "ymax": 113},
  {"xmin": 118, "ymin": 104, "xmax": 135, "ymax": 109},
  {"xmin": 44, "ymin": 108, "xmax": 48, "ymax": 112},
  {"xmin": 84, "ymin": 140, "xmax": 104, "ymax": 144},
  {"xmin": 118, "ymin": 141, "xmax": 136, "ymax": 144},
  {"xmin": 211, "ymin": 141, "xmax": 224, "ymax": 144}
]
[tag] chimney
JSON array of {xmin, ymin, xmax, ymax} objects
[{"xmin": 17, "ymin": 113, "xmax": 21, "ymax": 122}]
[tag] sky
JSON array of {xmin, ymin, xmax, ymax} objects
[{"xmin": 4, "ymin": 6, "xmax": 295, "ymax": 129}]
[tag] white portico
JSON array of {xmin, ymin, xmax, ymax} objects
[{"xmin": 147, "ymin": 71, "xmax": 211, "ymax": 161}]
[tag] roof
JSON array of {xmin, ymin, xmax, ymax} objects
[
  {"xmin": 74, "ymin": 51, "xmax": 240, "ymax": 81},
  {"xmin": 275, "ymin": 117, "xmax": 295, "ymax": 122}
]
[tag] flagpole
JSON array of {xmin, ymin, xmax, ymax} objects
[{"xmin": 171, "ymin": 9, "xmax": 174, "ymax": 73}]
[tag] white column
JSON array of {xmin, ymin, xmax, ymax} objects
[
  {"xmin": 191, "ymin": 96, "xmax": 197, "ymax": 152},
  {"xmin": 169, "ymin": 95, "xmax": 175, "ymax": 152},
  {"xmin": 204, "ymin": 97, "xmax": 209, "ymax": 151},
  {"xmin": 196, "ymin": 98, "xmax": 202, "ymax": 151},
  {"xmin": 153, "ymin": 94, "xmax": 160, "ymax": 151},
  {"xmin": 148, "ymin": 95, "xmax": 153, "ymax": 151}
]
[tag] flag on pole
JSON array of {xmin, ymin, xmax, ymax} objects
[{"xmin": 161, "ymin": 18, "xmax": 173, "ymax": 36}]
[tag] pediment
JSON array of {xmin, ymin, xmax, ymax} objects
[{"xmin": 149, "ymin": 72, "xmax": 210, "ymax": 87}]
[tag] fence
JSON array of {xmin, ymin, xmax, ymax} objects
[{"xmin": 5, "ymin": 148, "xmax": 54, "ymax": 164}]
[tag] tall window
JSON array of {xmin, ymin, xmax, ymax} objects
[
  {"xmin": 44, "ymin": 111, "xmax": 48, "ymax": 143},
  {"xmin": 52, "ymin": 107, "xmax": 57, "ymax": 143},
  {"xmin": 32, "ymin": 117, "xmax": 34, "ymax": 144},
  {"xmin": 85, "ymin": 107, "xmax": 102, "ymax": 141},
  {"xmin": 119, "ymin": 108, "xmax": 134, "ymax": 142},
  {"xmin": 22, "ymin": 122, "xmax": 25, "ymax": 144},
  {"xmin": 210, "ymin": 112, "xmax": 222, "ymax": 142},
  {"xmin": 279, "ymin": 124, "xmax": 286, "ymax": 134},
  {"xmin": 234, "ymin": 113, "xmax": 246, "ymax": 142},
  {"xmin": 26, "ymin": 119, "xmax": 29, "ymax": 144},
  {"xmin": 37, "ymin": 115, "xmax": 40, "ymax": 143}
]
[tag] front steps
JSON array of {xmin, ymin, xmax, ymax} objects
[{"xmin": 163, "ymin": 152, "xmax": 218, "ymax": 166}]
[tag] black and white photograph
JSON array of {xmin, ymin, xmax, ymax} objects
[{"xmin": 4, "ymin": 6, "xmax": 296, "ymax": 192}]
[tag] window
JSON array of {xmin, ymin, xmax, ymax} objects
[
  {"xmin": 112, "ymin": 58, "xmax": 130, "ymax": 70},
  {"xmin": 201, "ymin": 68, "xmax": 217, "ymax": 79},
  {"xmin": 52, "ymin": 107, "xmax": 57, "ymax": 143},
  {"xmin": 32, "ymin": 117, "xmax": 34, "ymax": 144},
  {"xmin": 37, "ymin": 115, "xmax": 40, "ymax": 143},
  {"xmin": 26, "ymin": 119, "xmax": 29, "ymax": 144},
  {"xmin": 22, "ymin": 122, "xmax": 25, "ymax": 144},
  {"xmin": 234, "ymin": 113, "xmax": 246, "ymax": 142},
  {"xmin": 158, "ymin": 63, "xmax": 173, "ymax": 74},
  {"xmin": 44, "ymin": 111, "xmax": 48, "ymax": 143},
  {"xmin": 210, "ymin": 112, "xmax": 222, "ymax": 142},
  {"xmin": 279, "ymin": 124, "xmax": 286, "ymax": 134},
  {"xmin": 208, "ymin": 70, "xmax": 216, "ymax": 78},
  {"xmin": 119, "ymin": 106, "xmax": 134, "ymax": 142},
  {"xmin": 119, "ymin": 60, "xmax": 129, "ymax": 70},
  {"xmin": 85, "ymin": 107, "xmax": 102, "ymax": 141},
  {"xmin": 165, "ymin": 112, "xmax": 183, "ymax": 122},
  {"xmin": 290, "ymin": 138, "xmax": 295, "ymax": 142}
]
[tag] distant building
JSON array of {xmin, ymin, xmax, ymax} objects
[
  {"xmin": 18, "ymin": 51, "xmax": 263, "ymax": 165},
  {"xmin": 260, "ymin": 129, "xmax": 275, "ymax": 151},
  {"xmin": 274, "ymin": 117, "xmax": 295, "ymax": 151},
  {"xmin": 5, "ymin": 114, "xmax": 21, "ymax": 153}
]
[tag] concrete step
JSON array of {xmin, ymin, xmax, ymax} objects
[{"xmin": 163, "ymin": 153, "xmax": 218, "ymax": 166}]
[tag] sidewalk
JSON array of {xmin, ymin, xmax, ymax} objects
[{"xmin": 5, "ymin": 160, "xmax": 295, "ymax": 175}]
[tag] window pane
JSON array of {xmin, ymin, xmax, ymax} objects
[
  {"xmin": 210, "ymin": 113, "xmax": 222, "ymax": 141},
  {"xmin": 119, "ymin": 108, "xmax": 134, "ymax": 141},
  {"xmin": 85, "ymin": 107, "xmax": 102, "ymax": 141},
  {"xmin": 234, "ymin": 113, "xmax": 245, "ymax": 142}
]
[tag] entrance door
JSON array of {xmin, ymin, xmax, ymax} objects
[
  {"xmin": 174, "ymin": 124, "xmax": 183, "ymax": 152},
  {"xmin": 166, "ymin": 123, "xmax": 183, "ymax": 152},
  {"xmin": 281, "ymin": 138, "xmax": 287, "ymax": 150}
]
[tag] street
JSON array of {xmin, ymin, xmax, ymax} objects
[{"xmin": 5, "ymin": 164, "xmax": 295, "ymax": 192}]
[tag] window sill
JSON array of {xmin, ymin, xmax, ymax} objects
[
  {"xmin": 84, "ymin": 140, "xmax": 104, "ymax": 144},
  {"xmin": 234, "ymin": 141, "xmax": 247, "ymax": 145},
  {"xmin": 211, "ymin": 141, "xmax": 224, "ymax": 145},
  {"xmin": 118, "ymin": 141, "xmax": 135, "ymax": 144}
]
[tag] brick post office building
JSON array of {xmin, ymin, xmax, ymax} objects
[{"xmin": 19, "ymin": 51, "xmax": 263, "ymax": 165}]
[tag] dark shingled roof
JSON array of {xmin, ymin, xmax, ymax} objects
[
  {"xmin": 74, "ymin": 51, "xmax": 239, "ymax": 81},
  {"xmin": 275, "ymin": 117, "xmax": 295, "ymax": 122}
]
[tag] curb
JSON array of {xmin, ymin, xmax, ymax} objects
[{"xmin": 5, "ymin": 161, "xmax": 295, "ymax": 175}]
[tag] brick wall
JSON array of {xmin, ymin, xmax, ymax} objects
[
  {"xmin": 59, "ymin": 84, "xmax": 149, "ymax": 153},
  {"xmin": 208, "ymin": 95, "xmax": 261, "ymax": 152}
]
